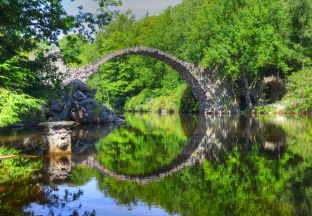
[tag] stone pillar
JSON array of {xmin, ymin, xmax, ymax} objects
[{"xmin": 47, "ymin": 126, "xmax": 72, "ymax": 155}]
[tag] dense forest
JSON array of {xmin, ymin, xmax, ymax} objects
[{"xmin": 0, "ymin": 0, "xmax": 312, "ymax": 127}]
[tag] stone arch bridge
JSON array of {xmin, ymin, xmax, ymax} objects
[{"xmin": 62, "ymin": 47, "xmax": 238, "ymax": 113}]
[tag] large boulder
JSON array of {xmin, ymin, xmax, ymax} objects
[{"xmin": 47, "ymin": 80, "xmax": 125, "ymax": 124}]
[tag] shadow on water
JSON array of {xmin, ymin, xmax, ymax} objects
[{"xmin": 0, "ymin": 113, "xmax": 312, "ymax": 215}]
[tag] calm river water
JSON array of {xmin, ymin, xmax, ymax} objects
[{"xmin": 0, "ymin": 113, "xmax": 312, "ymax": 216}]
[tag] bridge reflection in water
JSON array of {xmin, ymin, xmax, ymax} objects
[
  {"xmin": 33, "ymin": 114, "xmax": 287, "ymax": 184},
  {"xmin": 3, "ymin": 113, "xmax": 307, "ymax": 215}
]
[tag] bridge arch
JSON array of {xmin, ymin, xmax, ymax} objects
[{"xmin": 63, "ymin": 47, "xmax": 239, "ymax": 113}]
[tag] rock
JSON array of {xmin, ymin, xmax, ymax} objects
[
  {"xmin": 101, "ymin": 105, "xmax": 111, "ymax": 114},
  {"xmin": 60, "ymin": 94, "xmax": 73, "ymax": 120},
  {"xmin": 71, "ymin": 79, "xmax": 92, "ymax": 94},
  {"xmin": 100, "ymin": 110, "xmax": 109, "ymax": 122},
  {"xmin": 78, "ymin": 98, "xmax": 98, "ymax": 107},
  {"xmin": 116, "ymin": 118, "xmax": 126, "ymax": 125},
  {"xmin": 50, "ymin": 99, "xmax": 62, "ymax": 112},
  {"xmin": 86, "ymin": 90, "xmax": 96, "ymax": 98},
  {"xmin": 47, "ymin": 79, "xmax": 125, "ymax": 124},
  {"xmin": 73, "ymin": 90, "xmax": 87, "ymax": 101},
  {"xmin": 116, "ymin": 115, "xmax": 125, "ymax": 120},
  {"xmin": 48, "ymin": 116, "xmax": 62, "ymax": 122}
]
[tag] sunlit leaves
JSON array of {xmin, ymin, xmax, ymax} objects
[{"xmin": 0, "ymin": 89, "xmax": 44, "ymax": 127}]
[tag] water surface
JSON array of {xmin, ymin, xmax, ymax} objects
[{"xmin": 0, "ymin": 113, "xmax": 312, "ymax": 216}]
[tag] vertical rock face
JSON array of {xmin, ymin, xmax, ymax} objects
[
  {"xmin": 56, "ymin": 47, "xmax": 239, "ymax": 114},
  {"xmin": 47, "ymin": 80, "xmax": 125, "ymax": 124}
]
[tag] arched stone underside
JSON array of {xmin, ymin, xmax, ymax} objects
[{"xmin": 64, "ymin": 47, "xmax": 239, "ymax": 113}]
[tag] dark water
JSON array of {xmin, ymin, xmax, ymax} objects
[{"xmin": 1, "ymin": 113, "xmax": 312, "ymax": 216}]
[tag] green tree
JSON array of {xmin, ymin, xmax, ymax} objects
[
  {"xmin": 0, "ymin": 0, "xmax": 118, "ymax": 127},
  {"xmin": 289, "ymin": 0, "xmax": 312, "ymax": 69}
]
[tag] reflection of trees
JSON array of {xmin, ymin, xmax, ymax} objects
[
  {"xmin": 1, "ymin": 114, "xmax": 312, "ymax": 216},
  {"xmin": 23, "ymin": 186, "xmax": 96, "ymax": 216},
  {"xmin": 94, "ymin": 113, "xmax": 197, "ymax": 175},
  {"xmin": 0, "ymin": 177, "xmax": 43, "ymax": 215},
  {"xmin": 71, "ymin": 116, "xmax": 312, "ymax": 216},
  {"xmin": 74, "ymin": 114, "xmax": 289, "ymax": 183},
  {"xmin": 0, "ymin": 155, "xmax": 98, "ymax": 215}
]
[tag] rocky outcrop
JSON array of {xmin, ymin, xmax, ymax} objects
[{"xmin": 47, "ymin": 80, "xmax": 125, "ymax": 124}]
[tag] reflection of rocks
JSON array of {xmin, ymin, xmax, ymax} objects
[
  {"xmin": 261, "ymin": 123, "xmax": 286, "ymax": 152},
  {"xmin": 0, "ymin": 122, "xmax": 117, "ymax": 156},
  {"xmin": 71, "ymin": 124, "xmax": 116, "ymax": 154},
  {"xmin": 42, "ymin": 155, "xmax": 72, "ymax": 184},
  {"xmin": 47, "ymin": 80, "xmax": 125, "ymax": 124}
]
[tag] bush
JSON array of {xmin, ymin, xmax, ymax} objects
[{"xmin": 283, "ymin": 68, "xmax": 312, "ymax": 112}]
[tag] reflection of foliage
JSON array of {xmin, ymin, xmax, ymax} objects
[
  {"xmin": 0, "ymin": 147, "xmax": 41, "ymax": 184},
  {"xmin": 95, "ymin": 113, "xmax": 196, "ymax": 175},
  {"xmin": 0, "ymin": 177, "xmax": 42, "ymax": 216},
  {"xmin": 202, "ymin": 146, "xmax": 292, "ymax": 216},
  {"xmin": 91, "ymin": 144, "xmax": 312, "ymax": 216},
  {"xmin": 85, "ymin": 117, "xmax": 312, "ymax": 216},
  {"xmin": 0, "ymin": 148, "xmax": 41, "ymax": 214},
  {"xmin": 259, "ymin": 116, "xmax": 312, "ymax": 160},
  {"xmin": 24, "ymin": 186, "xmax": 96, "ymax": 216},
  {"xmin": 71, "ymin": 165, "xmax": 99, "ymax": 187}
]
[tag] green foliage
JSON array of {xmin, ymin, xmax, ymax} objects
[
  {"xmin": 81, "ymin": 117, "xmax": 312, "ymax": 216},
  {"xmin": 0, "ymin": 0, "xmax": 118, "ymax": 126},
  {"xmin": 59, "ymin": 35, "xmax": 88, "ymax": 66},
  {"xmin": 0, "ymin": 52, "xmax": 36, "ymax": 89},
  {"xmin": 63, "ymin": 0, "xmax": 312, "ymax": 112},
  {"xmin": 95, "ymin": 113, "xmax": 194, "ymax": 175},
  {"xmin": 283, "ymin": 68, "xmax": 312, "ymax": 112},
  {"xmin": 125, "ymin": 84, "xmax": 198, "ymax": 112},
  {"xmin": 289, "ymin": 0, "xmax": 312, "ymax": 69},
  {"xmin": 0, "ymin": 89, "xmax": 44, "ymax": 127},
  {"xmin": 201, "ymin": 0, "xmax": 291, "ymax": 80}
]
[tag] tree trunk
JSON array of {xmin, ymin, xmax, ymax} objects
[{"xmin": 241, "ymin": 69, "xmax": 253, "ymax": 110}]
